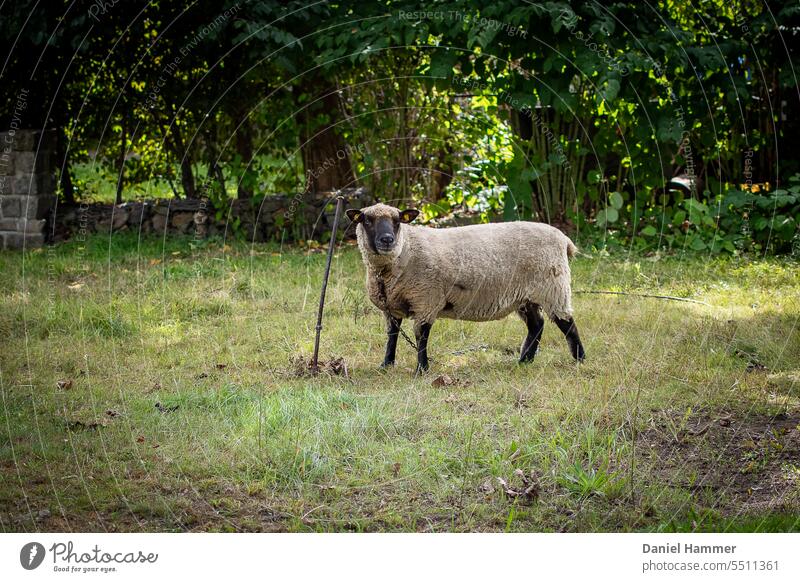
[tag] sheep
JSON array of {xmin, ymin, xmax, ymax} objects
[{"xmin": 346, "ymin": 203, "xmax": 585, "ymax": 373}]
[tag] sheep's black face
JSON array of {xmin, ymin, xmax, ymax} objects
[
  {"xmin": 347, "ymin": 205, "xmax": 420, "ymax": 255},
  {"xmin": 368, "ymin": 215, "xmax": 398, "ymax": 253}
]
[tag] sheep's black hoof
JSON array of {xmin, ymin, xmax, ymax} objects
[
  {"xmin": 414, "ymin": 363, "xmax": 429, "ymax": 376},
  {"xmin": 554, "ymin": 317, "xmax": 585, "ymax": 364},
  {"xmin": 519, "ymin": 346, "xmax": 539, "ymax": 364},
  {"xmin": 572, "ymin": 343, "xmax": 585, "ymax": 362},
  {"xmin": 379, "ymin": 361, "xmax": 395, "ymax": 372}
]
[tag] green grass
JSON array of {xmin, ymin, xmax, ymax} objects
[{"xmin": 1, "ymin": 233, "xmax": 799, "ymax": 532}]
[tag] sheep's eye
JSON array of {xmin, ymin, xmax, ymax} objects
[{"xmin": 364, "ymin": 217, "xmax": 372, "ymax": 226}]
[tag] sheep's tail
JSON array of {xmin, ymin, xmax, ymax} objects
[{"xmin": 566, "ymin": 238, "xmax": 579, "ymax": 259}]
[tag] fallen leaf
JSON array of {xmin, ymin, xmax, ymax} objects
[
  {"xmin": 290, "ymin": 356, "xmax": 349, "ymax": 378},
  {"xmin": 56, "ymin": 379, "xmax": 73, "ymax": 391},
  {"xmin": 391, "ymin": 462, "xmax": 401, "ymax": 477},
  {"xmin": 67, "ymin": 282, "xmax": 83, "ymax": 291},
  {"xmin": 136, "ymin": 436, "xmax": 145, "ymax": 443},
  {"xmin": 105, "ymin": 409, "xmax": 120, "ymax": 418},
  {"xmin": 215, "ymin": 363, "xmax": 227, "ymax": 370},
  {"xmin": 432, "ymin": 374, "xmax": 456, "ymax": 387},
  {"xmin": 432, "ymin": 374, "xmax": 472, "ymax": 388},
  {"xmin": 155, "ymin": 402, "xmax": 179, "ymax": 414},
  {"xmin": 496, "ymin": 469, "xmax": 540, "ymax": 504}
]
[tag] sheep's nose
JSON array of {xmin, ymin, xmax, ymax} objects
[{"xmin": 379, "ymin": 234, "xmax": 395, "ymax": 245}]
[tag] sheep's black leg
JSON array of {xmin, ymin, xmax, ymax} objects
[
  {"xmin": 381, "ymin": 315, "xmax": 402, "ymax": 368},
  {"xmin": 553, "ymin": 316, "xmax": 585, "ymax": 362},
  {"xmin": 415, "ymin": 322, "xmax": 432, "ymax": 374},
  {"xmin": 519, "ymin": 303, "xmax": 544, "ymax": 363}
]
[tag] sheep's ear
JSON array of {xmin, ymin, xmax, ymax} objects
[
  {"xmin": 399, "ymin": 209, "xmax": 419, "ymax": 223},
  {"xmin": 346, "ymin": 209, "xmax": 363, "ymax": 223}
]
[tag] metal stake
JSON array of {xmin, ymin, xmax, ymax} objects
[{"xmin": 311, "ymin": 194, "xmax": 345, "ymax": 374}]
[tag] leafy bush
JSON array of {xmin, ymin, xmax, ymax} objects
[{"xmin": 580, "ymin": 174, "xmax": 800, "ymax": 255}]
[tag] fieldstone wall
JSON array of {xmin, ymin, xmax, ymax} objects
[
  {"xmin": 0, "ymin": 130, "xmax": 370, "ymax": 248},
  {"xmin": 53, "ymin": 187, "xmax": 371, "ymax": 243},
  {"xmin": 0, "ymin": 129, "xmax": 57, "ymax": 249}
]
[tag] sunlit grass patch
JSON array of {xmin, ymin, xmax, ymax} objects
[{"xmin": 1, "ymin": 232, "xmax": 798, "ymax": 531}]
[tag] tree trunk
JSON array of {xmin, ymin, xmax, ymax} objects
[
  {"xmin": 173, "ymin": 125, "xmax": 196, "ymax": 198},
  {"xmin": 179, "ymin": 155, "xmax": 196, "ymax": 199},
  {"xmin": 399, "ymin": 75, "xmax": 410, "ymax": 202},
  {"xmin": 159, "ymin": 119, "xmax": 196, "ymax": 198},
  {"xmin": 203, "ymin": 131, "xmax": 226, "ymax": 199},
  {"xmin": 432, "ymin": 145, "xmax": 454, "ymax": 201},
  {"xmin": 56, "ymin": 129, "xmax": 75, "ymax": 204},
  {"xmin": 115, "ymin": 123, "xmax": 126, "ymax": 205},
  {"xmin": 235, "ymin": 118, "xmax": 254, "ymax": 199},
  {"xmin": 298, "ymin": 80, "xmax": 355, "ymax": 193}
]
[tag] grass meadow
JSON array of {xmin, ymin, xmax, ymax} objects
[{"xmin": 1, "ymin": 233, "xmax": 798, "ymax": 532}]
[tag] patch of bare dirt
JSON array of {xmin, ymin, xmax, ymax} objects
[{"xmin": 638, "ymin": 408, "xmax": 800, "ymax": 515}]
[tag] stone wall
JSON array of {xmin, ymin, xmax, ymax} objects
[
  {"xmin": 0, "ymin": 130, "xmax": 371, "ymax": 249},
  {"xmin": 53, "ymin": 187, "xmax": 372, "ymax": 243},
  {"xmin": 0, "ymin": 129, "xmax": 57, "ymax": 249}
]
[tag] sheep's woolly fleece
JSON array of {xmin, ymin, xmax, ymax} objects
[{"xmin": 354, "ymin": 204, "xmax": 578, "ymax": 332}]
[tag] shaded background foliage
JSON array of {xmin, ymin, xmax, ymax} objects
[{"xmin": 1, "ymin": 0, "xmax": 798, "ymax": 253}]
